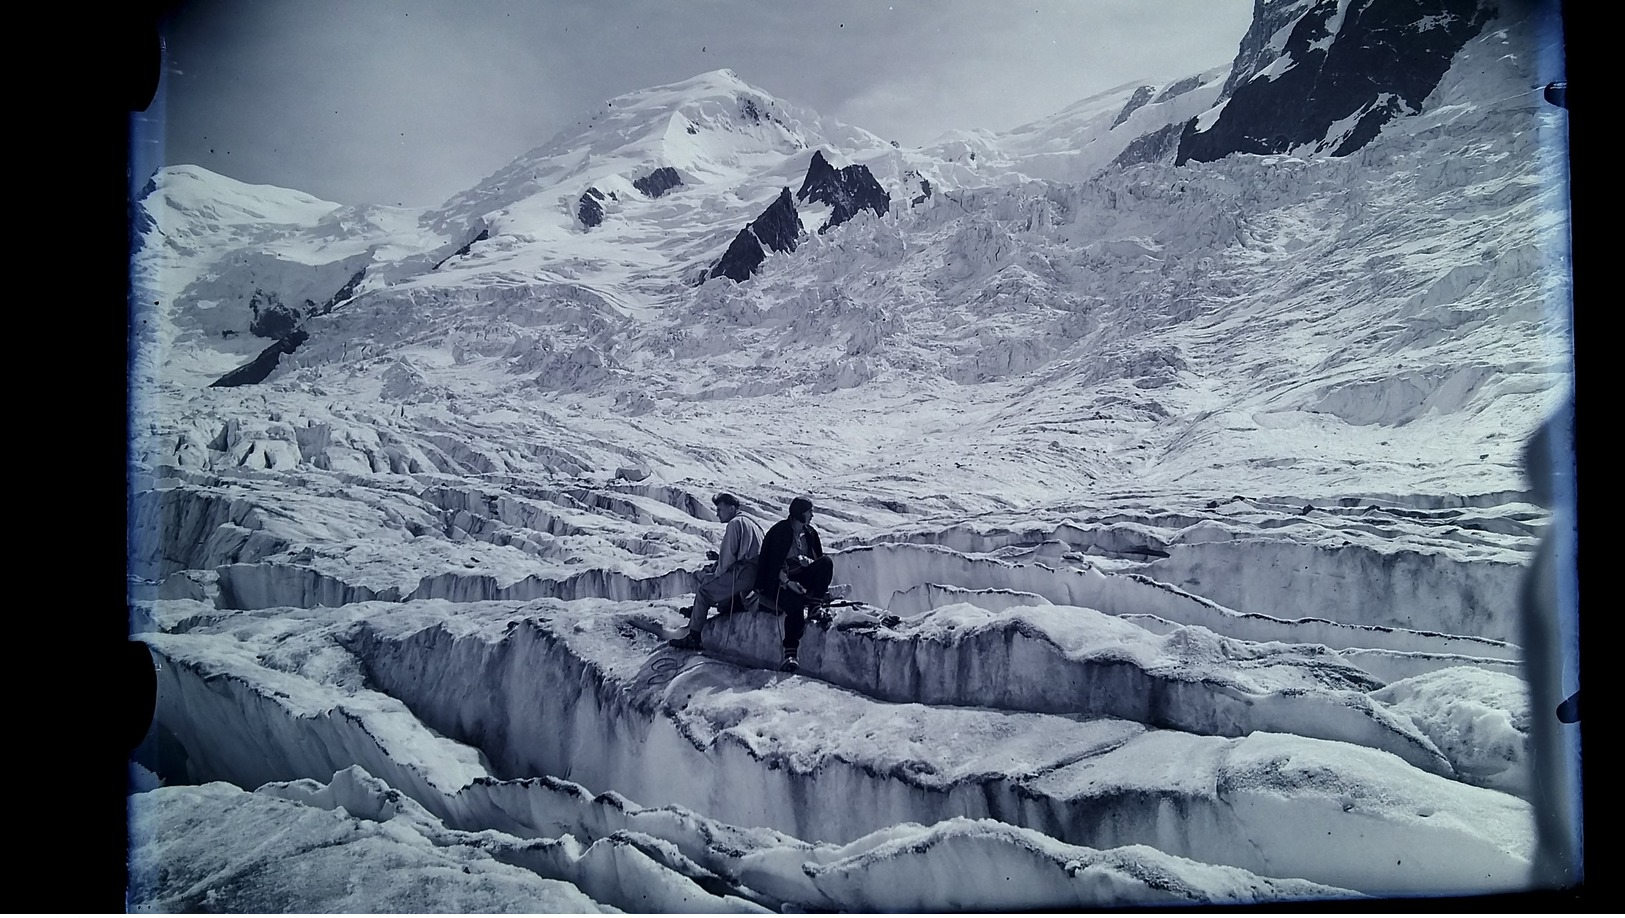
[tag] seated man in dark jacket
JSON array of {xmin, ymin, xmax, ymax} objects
[{"xmin": 755, "ymin": 496, "xmax": 834, "ymax": 671}]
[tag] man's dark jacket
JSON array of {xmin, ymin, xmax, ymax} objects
[{"xmin": 755, "ymin": 519, "xmax": 825, "ymax": 594}]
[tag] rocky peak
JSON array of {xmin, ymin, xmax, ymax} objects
[
  {"xmin": 708, "ymin": 188, "xmax": 801, "ymax": 283},
  {"xmin": 796, "ymin": 150, "xmax": 890, "ymax": 233},
  {"xmin": 633, "ymin": 167, "xmax": 683, "ymax": 198},
  {"xmin": 1177, "ymin": 0, "xmax": 1495, "ymax": 164},
  {"xmin": 1112, "ymin": 86, "xmax": 1158, "ymax": 129},
  {"xmin": 1152, "ymin": 74, "xmax": 1207, "ymax": 105},
  {"xmin": 578, "ymin": 187, "xmax": 607, "ymax": 228}
]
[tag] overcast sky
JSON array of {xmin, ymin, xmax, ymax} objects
[{"xmin": 137, "ymin": 0, "xmax": 1255, "ymax": 208}]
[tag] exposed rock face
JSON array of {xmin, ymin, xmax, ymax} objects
[
  {"xmin": 709, "ymin": 231, "xmax": 766, "ymax": 284},
  {"xmin": 1113, "ymin": 122, "xmax": 1188, "ymax": 169},
  {"xmin": 247, "ymin": 291, "xmax": 303, "ymax": 340},
  {"xmin": 1220, "ymin": 0, "xmax": 1317, "ymax": 100},
  {"xmin": 633, "ymin": 167, "xmax": 683, "ymax": 198},
  {"xmin": 170, "ymin": 247, "xmax": 371, "ymax": 348},
  {"xmin": 751, "ymin": 188, "xmax": 802, "ymax": 252},
  {"xmin": 310, "ymin": 269, "xmax": 365, "ymax": 320},
  {"xmin": 796, "ymin": 150, "xmax": 890, "ymax": 233},
  {"xmin": 578, "ymin": 187, "xmax": 606, "ymax": 228},
  {"xmin": 900, "ymin": 170, "xmax": 934, "ymax": 207},
  {"xmin": 248, "ymin": 268, "xmax": 367, "ymax": 339},
  {"xmin": 1152, "ymin": 74, "xmax": 1207, "ymax": 104},
  {"xmin": 131, "ymin": 179, "xmax": 159, "ymax": 251},
  {"xmin": 1112, "ymin": 86, "xmax": 1158, "ymax": 129},
  {"xmin": 1176, "ymin": 0, "xmax": 1494, "ymax": 164},
  {"xmin": 210, "ymin": 330, "xmax": 309, "ymax": 387},
  {"xmin": 708, "ymin": 187, "xmax": 801, "ymax": 282},
  {"xmin": 433, "ymin": 228, "xmax": 489, "ymax": 270}
]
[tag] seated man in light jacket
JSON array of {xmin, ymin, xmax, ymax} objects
[{"xmin": 670, "ymin": 492, "xmax": 763, "ymax": 650}]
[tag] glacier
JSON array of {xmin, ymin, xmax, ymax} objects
[{"xmin": 126, "ymin": 1, "xmax": 1579, "ymax": 910}]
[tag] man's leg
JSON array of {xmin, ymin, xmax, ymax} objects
[
  {"xmin": 686, "ymin": 574, "xmax": 732, "ymax": 637},
  {"xmin": 725, "ymin": 560, "xmax": 759, "ymax": 611},
  {"xmin": 789, "ymin": 557, "xmax": 834, "ymax": 598},
  {"xmin": 781, "ymin": 592, "xmax": 807, "ymax": 651},
  {"xmin": 685, "ymin": 597, "xmax": 709, "ymax": 637},
  {"xmin": 779, "ymin": 558, "xmax": 832, "ymax": 668}
]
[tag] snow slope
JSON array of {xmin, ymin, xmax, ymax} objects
[{"xmin": 127, "ymin": 1, "xmax": 1576, "ymax": 910}]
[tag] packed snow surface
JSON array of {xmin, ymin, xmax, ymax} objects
[{"xmin": 128, "ymin": 6, "xmax": 1574, "ymax": 911}]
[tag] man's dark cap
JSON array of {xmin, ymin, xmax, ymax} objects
[{"xmin": 713, "ymin": 492, "xmax": 741, "ymax": 508}]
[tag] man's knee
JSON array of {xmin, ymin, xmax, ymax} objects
[{"xmin": 696, "ymin": 577, "xmax": 733, "ymax": 606}]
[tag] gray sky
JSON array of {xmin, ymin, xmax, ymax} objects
[{"xmin": 139, "ymin": 0, "xmax": 1255, "ymax": 208}]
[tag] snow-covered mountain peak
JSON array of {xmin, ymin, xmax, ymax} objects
[
  {"xmin": 649, "ymin": 66, "xmax": 754, "ymax": 95},
  {"xmin": 428, "ymin": 69, "xmax": 891, "ymax": 234},
  {"xmin": 142, "ymin": 164, "xmax": 343, "ymax": 233}
]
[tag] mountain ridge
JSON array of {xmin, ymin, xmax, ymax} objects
[{"xmin": 130, "ymin": 0, "xmax": 1568, "ymax": 505}]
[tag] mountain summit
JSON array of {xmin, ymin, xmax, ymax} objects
[{"xmin": 427, "ymin": 69, "xmax": 892, "ymax": 234}]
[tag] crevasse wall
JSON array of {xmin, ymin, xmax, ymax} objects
[
  {"xmin": 695, "ymin": 606, "xmax": 1452, "ymax": 776},
  {"xmin": 832, "ymin": 543, "xmax": 1518, "ymax": 658},
  {"xmin": 331, "ymin": 609, "xmax": 1530, "ymax": 893}
]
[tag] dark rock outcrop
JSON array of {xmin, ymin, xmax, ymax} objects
[
  {"xmin": 247, "ymin": 291, "xmax": 303, "ymax": 340},
  {"xmin": 308, "ymin": 269, "xmax": 365, "ymax": 319},
  {"xmin": 1113, "ymin": 122, "xmax": 1188, "ymax": 169},
  {"xmin": 131, "ymin": 175, "xmax": 161, "ymax": 254},
  {"xmin": 708, "ymin": 232, "xmax": 763, "ymax": 282},
  {"xmin": 796, "ymin": 150, "xmax": 890, "ymax": 233},
  {"xmin": 707, "ymin": 188, "xmax": 801, "ymax": 283},
  {"xmin": 912, "ymin": 177, "xmax": 933, "ymax": 207},
  {"xmin": 750, "ymin": 189, "xmax": 803, "ymax": 254},
  {"xmin": 131, "ymin": 181, "xmax": 159, "ymax": 250},
  {"xmin": 709, "ymin": 234, "xmax": 765, "ymax": 285},
  {"xmin": 1152, "ymin": 74, "xmax": 1207, "ymax": 104},
  {"xmin": 1112, "ymin": 86, "xmax": 1157, "ymax": 129},
  {"xmin": 633, "ymin": 166, "xmax": 683, "ymax": 198},
  {"xmin": 1176, "ymin": 0, "xmax": 1494, "ymax": 165},
  {"xmin": 578, "ymin": 187, "xmax": 606, "ymax": 228},
  {"xmin": 433, "ymin": 228, "xmax": 489, "ymax": 270},
  {"xmin": 247, "ymin": 268, "xmax": 364, "ymax": 339},
  {"xmin": 210, "ymin": 330, "xmax": 309, "ymax": 388}
]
